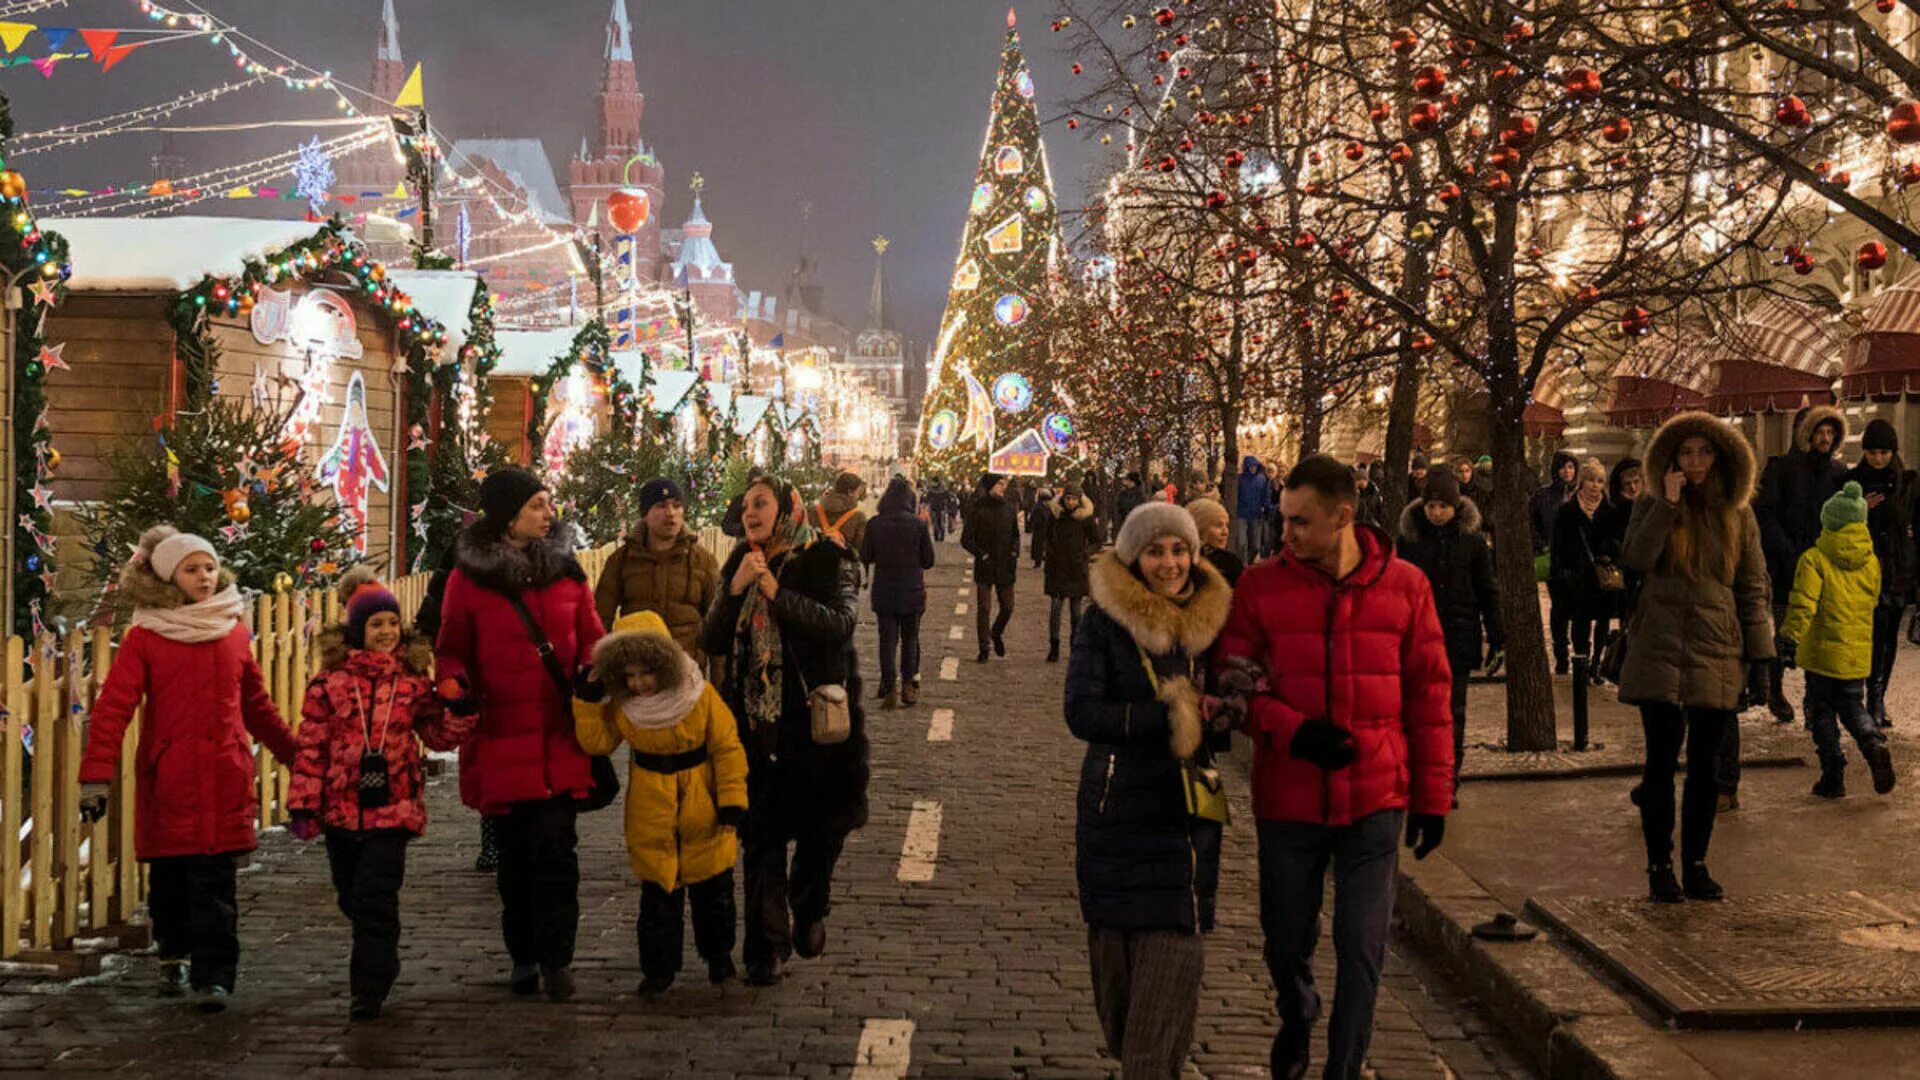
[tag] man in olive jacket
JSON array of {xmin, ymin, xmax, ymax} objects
[{"xmin": 595, "ymin": 478, "xmax": 720, "ymax": 657}]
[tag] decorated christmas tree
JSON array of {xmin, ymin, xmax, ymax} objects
[{"xmin": 916, "ymin": 10, "xmax": 1064, "ymax": 480}]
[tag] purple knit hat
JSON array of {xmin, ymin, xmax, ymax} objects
[{"xmin": 346, "ymin": 587, "xmax": 401, "ymax": 648}]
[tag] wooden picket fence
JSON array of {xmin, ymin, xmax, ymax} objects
[{"xmin": 0, "ymin": 534, "xmax": 696, "ymax": 974}]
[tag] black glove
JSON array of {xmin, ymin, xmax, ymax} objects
[
  {"xmin": 1483, "ymin": 647, "xmax": 1505, "ymax": 677},
  {"xmin": 1405, "ymin": 813, "xmax": 1445, "ymax": 860},
  {"xmin": 446, "ymin": 692, "xmax": 479, "ymax": 718},
  {"xmin": 573, "ymin": 666, "xmax": 607, "ymax": 703},
  {"xmin": 1777, "ymin": 638, "xmax": 1798, "ymax": 670},
  {"xmin": 78, "ymin": 781, "xmax": 110, "ymax": 823},
  {"xmin": 715, "ymin": 806, "xmax": 747, "ymax": 832},
  {"xmin": 1290, "ymin": 718, "xmax": 1356, "ymax": 771}
]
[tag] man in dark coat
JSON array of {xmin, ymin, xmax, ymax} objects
[
  {"xmin": 1398, "ymin": 471, "xmax": 1502, "ymax": 792},
  {"xmin": 1028, "ymin": 478, "xmax": 1064, "ymax": 568},
  {"xmin": 1354, "ymin": 464, "xmax": 1386, "ymax": 531},
  {"xmin": 962, "ymin": 472, "xmax": 1021, "ymax": 662},
  {"xmin": 861, "ymin": 477, "xmax": 935, "ymax": 707},
  {"xmin": 1530, "ymin": 450, "xmax": 1579, "ymax": 671},
  {"xmin": 1754, "ymin": 405, "xmax": 1849, "ymax": 724},
  {"xmin": 1112, "ymin": 472, "xmax": 1146, "ymax": 541},
  {"xmin": 1849, "ymin": 419, "xmax": 1915, "ymax": 727},
  {"xmin": 1406, "ymin": 454, "xmax": 1430, "ymax": 503},
  {"xmin": 1040, "ymin": 482, "xmax": 1103, "ymax": 661}
]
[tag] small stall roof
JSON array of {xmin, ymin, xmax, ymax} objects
[
  {"xmin": 733, "ymin": 394, "xmax": 772, "ymax": 436},
  {"xmin": 493, "ymin": 327, "xmax": 583, "ymax": 376},
  {"xmin": 647, "ymin": 369, "xmax": 701, "ymax": 414},
  {"xmin": 43, "ymin": 216, "xmax": 329, "ymax": 292},
  {"xmin": 387, "ymin": 269, "xmax": 482, "ymax": 355}
]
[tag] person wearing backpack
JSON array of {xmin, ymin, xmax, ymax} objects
[
  {"xmin": 813, "ymin": 471, "xmax": 869, "ymax": 554},
  {"xmin": 593, "ymin": 477, "xmax": 719, "ymax": 657}
]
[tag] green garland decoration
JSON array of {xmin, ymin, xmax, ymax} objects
[
  {"xmin": 422, "ymin": 279, "xmax": 505, "ymax": 567},
  {"xmin": 524, "ymin": 319, "xmax": 645, "ymax": 474}
]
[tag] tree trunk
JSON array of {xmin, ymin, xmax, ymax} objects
[
  {"xmin": 1380, "ymin": 348, "xmax": 1422, "ymax": 528},
  {"xmin": 1487, "ymin": 404, "xmax": 1558, "ymax": 752},
  {"xmin": 1220, "ymin": 400, "xmax": 1240, "ymax": 518}
]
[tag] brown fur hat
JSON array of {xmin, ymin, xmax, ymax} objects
[{"xmin": 591, "ymin": 611, "xmax": 688, "ymax": 705}]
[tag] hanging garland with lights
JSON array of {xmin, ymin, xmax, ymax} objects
[
  {"xmin": 524, "ymin": 318, "xmax": 645, "ymax": 477},
  {"xmin": 421, "ymin": 279, "xmax": 505, "ymax": 568},
  {"xmin": 0, "ymin": 89, "xmax": 74, "ymax": 636}
]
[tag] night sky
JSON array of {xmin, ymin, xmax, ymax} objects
[{"xmin": 6, "ymin": 0, "xmax": 1107, "ymax": 345}]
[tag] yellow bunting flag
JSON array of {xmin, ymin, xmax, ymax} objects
[
  {"xmin": 226, "ymin": 185, "xmax": 254, "ymax": 199},
  {"xmin": 388, "ymin": 181, "xmax": 409, "ymax": 199},
  {"xmin": 0, "ymin": 23, "xmax": 31, "ymax": 54},
  {"xmin": 393, "ymin": 62, "xmax": 424, "ymax": 108}
]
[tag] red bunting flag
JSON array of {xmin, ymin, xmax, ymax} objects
[
  {"xmin": 78, "ymin": 28, "xmax": 117, "ymax": 59},
  {"xmin": 100, "ymin": 41, "xmax": 142, "ymax": 71}
]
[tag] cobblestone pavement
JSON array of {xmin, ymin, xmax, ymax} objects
[{"xmin": 0, "ymin": 537, "xmax": 1534, "ymax": 1078}]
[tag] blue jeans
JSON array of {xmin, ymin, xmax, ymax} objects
[
  {"xmin": 1232, "ymin": 517, "xmax": 1268, "ymax": 564},
  {"xmin": 1806, "ymin": 672, "xmax": 1884, "ymax": 770},
  {"xmin": 876, "ymin": 611, "xmax": 920, "ymax": 691}
]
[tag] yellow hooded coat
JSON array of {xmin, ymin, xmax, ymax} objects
[
  {"xmin": 574, "ymin": 611, "xmax": 748, "ymax": 891},
  {"xmin": 1780, "ymin": 522, "xmax": 1880, "ymax": 681}
]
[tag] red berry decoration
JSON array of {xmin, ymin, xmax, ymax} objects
[
  {"xmin": 1489, "ymin": 147, "xmax": 1520, "ymax": 170},
  {"xmin": 1901, "ymin": 163, "xmax": 1920, "ymax": 187},
  {"xmin": 1344, "ymin": 141, "xmax": 1366, "ymax": 161},
  {"xmin": 1388, "ymin": 142, "xmax": 1413, "ymax": 164},
  {"xmin": 1071, "ymin": 62, "xmax": 1084, "ymax": 75},
  {"xmin": 1575, "ymin": 285, "xmax": 1601, "ymax": 305},
  {"xmin": 1775, "ymin": 95, "xmax": 1811, "ymax": 127},
  {"xmin": 1500, "ymin": 116, "xmax": 1537, "ymax": 148},
  {"xmin": 1621, "ymin": 306, "xmax": 1652, "ymax": 336},
  {"xmin": 1859, "ymin": 241, "xmax": 1889, "ymax": 270},
  {"xmin": 1792, "ymin": 254, "xmax": 1816, "ymax": 275},
  {"xmin": 1153, "ymin": 6, "xmax": 1175, "ymax": 26},
  {"xmin": 1889, "ymin": 101, "xmax": 1920, "ymax": 145},
  {"xmin": 1564, "ymin": 69, "xmax": 1604, "ymax": 100},
  {"xmin": 1600, "ymin": 116, "xmax": 1633, "ymax": 144},
  {"xmin": 1485, "ymin": 170, "xmax": 1514, "ymax": 194},
  {"xmin": 1414, "ymin": 65, "xmax": 1448, "ymax": 97},
  {"xmin": 1880, "ymin": 0, "xmax": 1897, "ymax": 12},
  {"xmin": 1437, "ymin": 182, "xmax": 1463, "ymax": 204},
  {"xmin": 1408, "ymin": 102, "xmax": 1442, "ymax": 131},
  {"xmin": 1368, "ymin": 101, "xmax": 1392, "ymax": 122},
  {"xmin": 1390, "ymin": 26, "xmax": 1419, "ymax": 54}
]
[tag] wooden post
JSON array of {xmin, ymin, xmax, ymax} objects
[
  {"xmin": 104, "ymin": 629, "xmax": 138, "ymax": 925},
  {"xmin": 52, "ymin": 630, "xmax": 80, "ymax": 943},
  {"xmin": 0, "ymin": 636, "xmax": 23, "ymax": 959},
  {"xmin": 29, "ymin": 638, "xmax": 54, "ymax": 947},
  {"xmin": 272, "ymin": 591, "xmax": 293, "ymax": 822},
  {"xmin": 254, "ymin": 594, "xmax": 275, "ymax": 831}
]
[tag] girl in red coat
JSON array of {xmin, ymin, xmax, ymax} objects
[
  {"xmin": 76, "ymin": 526, "xmax": 297, "ymax": 1012},
  {"xmin": 288, "ymin": 581, "xmax": 477, "ymax": 1020},
  {"xmin": 434, "ymin": 468, "xmax": 604, "ymax": 1002}
]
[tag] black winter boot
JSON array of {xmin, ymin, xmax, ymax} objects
[
  {"xmin": 1812, "ymin": 762, "xmax": 1846, "ymax": 799},
  {"xmin": 1648, "ymin": 864, "xmax": 1683, "ymax": 903},
  {"xmin": 1866, "ymin": 741, "xmax": 1898, "ymax": 795},
  {"xmin": 1046, "ymin": 640, "xmax": 1060, "ymax": 663},
  {"xmin": 1682, "ymin": 861, "xmax": 1724, "ymax": 901},
  {"xmin": 1870, "ymin": 681, "xmax": 1890, "ymax": 729},
  {"xmin": 1767, "ymin": 661, "xmax": 1795, "ymax": 724},
  {"xmin": 1270, "ymin": 1023, "xmax": 1311, "ymax": 1079}
]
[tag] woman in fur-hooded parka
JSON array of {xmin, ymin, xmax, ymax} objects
[
  {"xmin": 1067, "ymin": 550, "xmax": 1231, "ymax": 933},
  {"xmin": 1043, "ymin": 489, "xmax": 1103, "ymax": 599},
  {"xmin": 1618, "ymin": 412, "xmax": 1775, "ymax": 711},
  {"xmin": 575, "ymin": 611, "xmax": 748, "ymax": 891}
]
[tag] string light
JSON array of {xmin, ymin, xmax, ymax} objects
[
  {"xmin": 12, "ymin": 76, "xmax": 269, "ymax": 156},
  {"xmin": 38, "ymin": 123, "xmax": 388, "ymax": 215}
]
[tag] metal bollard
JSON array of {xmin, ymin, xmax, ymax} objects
[{"xmin": 1571, "ymin": 654, "xmax": 1589, "ymax": 752}]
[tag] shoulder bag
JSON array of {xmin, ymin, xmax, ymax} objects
[
  {"xmin": 502, "ymin": 590, "xmax": 620, "ymax": 812},
  {"xmin": 791, "ymin": 653, "xmax": 851, "ymax": 745},
  {"xmin": 1134, "ymin": 642, "xmax": 1228, "ymax": 825}
]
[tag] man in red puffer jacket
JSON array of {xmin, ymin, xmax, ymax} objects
[{"xmin": 1215, "ymin": 454, "xmax": 1454, "ymax": 1080}]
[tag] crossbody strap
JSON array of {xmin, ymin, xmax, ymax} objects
[{"xmin": 503, "ymin": 590, "xmax": 572, "ymax": 697}]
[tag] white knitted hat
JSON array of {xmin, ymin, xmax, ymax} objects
[{"xmin": 1114, "ymin": 502, "xmax": 1200, "ymax": 564}]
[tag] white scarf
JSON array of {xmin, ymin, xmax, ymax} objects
[
  {"xmin": 130, "ymin": 584, "xmax": 246, "ymax": 644},
  {"xmin": 618, "ymin": 653, "xmax": 706, "ymax": 731}
]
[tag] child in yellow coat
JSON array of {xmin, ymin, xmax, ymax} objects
[{"xmin": 575, "ymin": 611, "xmax": 748, "ymax": 993}]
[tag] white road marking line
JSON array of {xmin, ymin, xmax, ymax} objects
[
  {"xmin": 940, "ymin": 656, "xmax": 959, "ymax": 681},
  {"xmin": 928, "ymin": 708, "xmax": 954, "ymax": 742},
  {"xmin": 851, "ymin": 1018, "xmax": 916, "ymax": 1079},
  {"xmin": 955, "ymin": 602, "xmax": 968, "ymax": 615},
  {"xmin": 948, "ymin": 625, "xmax": 963, "ymax": 640},
  {"xmin": 897, "ymin": 801, "xmax": 942, "ymax": 883}
]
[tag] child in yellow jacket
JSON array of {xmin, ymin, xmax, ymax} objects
[
  {"xmin": 575, "ymin": 611, "xmax": 748, "ymax": 993},
  {"xmin": 1780, "ymin": 482, "xmax": 1896, "ymax": 798}
]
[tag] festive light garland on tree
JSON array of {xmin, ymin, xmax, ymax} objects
[{"xmin": 421, "ymin": 280, "xmax": 504, "ymax": 567}]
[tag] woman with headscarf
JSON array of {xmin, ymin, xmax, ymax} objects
[{"xmin": 701, "ymin": 474, "xmax": 870, "ymax": 986}]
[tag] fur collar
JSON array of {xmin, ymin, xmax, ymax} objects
[
  {"xmin": 1050, "ymin": 494, "xmax": 1094, "ymax": 521},
  {"xmin": 1088, "ymin": 550, "xmax": 1230, "ymax": 656},
  {"xmin": 1397, "ymin": 497, "xmax": 1482, "ymax": 542},
  {"xmin": 592, "ymin": 626, "xmax": 690, "ymax": 706},
  {"xmin": 119, "ymin": 563, "xmax": 236, "ymax": 610},
  {"xmin": 1645, "ymin": 410, "xmax": 1757, "ymax": 509},
  {"xmin": 318, "ymin": 625, "xmax": 434, "ymax": 674},
  {"xmin": 455, "ymin": 525, "xmax": 583, "ymax": 594},
  {"xmin": 1795, "ymin": 404, "xmax": 1847, "ymax": 454}
]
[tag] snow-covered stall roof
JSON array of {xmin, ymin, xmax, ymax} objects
[
  {"xmin": 387, "ymin": 269, "xmax": 482, "ymax": 355},
  {"xmin": 492, "ymin": 327, "xmax": 582, "ymax": 376},
  {"xmin": 43, "ymin": 216, "xmax": 327, "ymax": 292},
  {"xmin": 733, "ymin": 394, "xmax": 772, "ymax": 436}
]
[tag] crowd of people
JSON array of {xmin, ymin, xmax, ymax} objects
[{"xmin": 65, "ymin": 406, "xmax": 1917, "ymax": 1076}]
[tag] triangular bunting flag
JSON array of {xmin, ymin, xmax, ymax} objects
[
  {"xmin": 0, "ymin": 22, "xmax": 33, "ymax": 53},
  {"xmin": 79, "ymin": 28, "xmax": 117, "ymax": 59},
  {"xmin": 226, "ymin": 185, "xmax": 253, "ymax": 198},
  {"xmin": 392, "ymin": 62, "xmax": 424, "ymax": 108},
  {"xmin": 256, "ymin": 186, "xmax": 280, "ymax": 198},
  {"xmin": 100, "ymin": 41, "xmax": 141, "ymax": 72},
  {"xmin": 388, "ymin": 181, "xmax": 408, "ymax": 199},
  {"xmin": 61, "ymin": 187, "xmax": 88, "ymax": 197},
  {"xmin": 38, "ymin": 27, "xmax": 72, "ymax": 51},
  {"xmin": 31, "ymin": 55, "xmax": 57, "ymax": 77},
  {"xmin": 146, "ymin": 179, "xmax": 172, "ymax": 196},
  {"xmin": 339, "ymin": 194, "xmax": 358, "ymax": 204}
]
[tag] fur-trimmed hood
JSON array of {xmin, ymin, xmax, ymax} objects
[
  {"xmin": 1050, "ymin": 493, "xmax": 1095, "ymax": 520},
  {"xmin": 454, "ymin": 524, "xmax": 584, "ymax": 594},
  {"xmin": 1795, "ymin": 403, "xmax": 1847, "ymax": 454},
  {"xmin": 317, "ymin": 624, "xmax": 434, "ymax": 674},
  {"xmin": 119, "ymin": 562, "xmax": 237, "ymax": 610},
  {"xmin": 592, "ymin": 619, "xmax": 692, "ymax": 708},
  {"xmin": 1397, "ymin": 496, "xmax": 1483, "ymax": 542},
  {"xmin": 1087, "ymin": 549, "xmax": 1231, "ymax": 657},
  {"xmin": 1645, "ymin": 410, "xmax": 1757, "ymax": 509}
]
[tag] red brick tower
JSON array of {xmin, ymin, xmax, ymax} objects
[
  {"xmin": 570, "ymin": 0, "xmax": 665, "ymax": 283},
  {"xmin": 370, "ymin": 0, "xmax": 406, "ymax": 101}
]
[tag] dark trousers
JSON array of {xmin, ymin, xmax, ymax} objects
[
  {"xmin": 324, "ymin": 828, "xmax": 410, "ymax": 1001},
  {"xmin": 1550, "ymin": 603, "xmax": 1570, "ymax": 665},
  {"xmin": 638, "ymin": 870, "xmax": 737, "ymax": 980},
  {"xmin": 1637, "ymin": 704, "xmax": 1730, "ymax": 866},
  {"xmin": 1870, "ymin": 597, "xmax": 1903, "ymax": 719},
  {"xmin": 1568, "ymin": 614, "xmax": 1607, "ymax": 663},
  {"xmin": 742, "ymin": 807, "xmax": 846, "ymax": 968},
  {"xmin": 1447, "ymin": 637, "xmax": 1479, "ymax": 784},
  {"xmin": 976, "ymin": 581, "xmax": 1015, "ymax": 648},
  {"xmin": 1087, "ymin": 926, "xmax": 1205, "ymax": 1079},
  {"xmin": 493, "ymin": 798, "xmax": 580, "ymax": 970},
  {"xmin": 1049, "ymin": 595, "xmax": 1085, "ymax": 646},
  {"xmin": 147, "ymin": 852, "xmax": 240, "ymax": 992},
  {"xmin": 1806, "ymin": 673, "xmax": 1885, "ymax": 770},
  {"xmin": 1257, "ymin": 810, "xmax": 1403, "ymax": 1080},
  {"xmin": 932, "ymin": 513, "xmax": 947, "ymax": 542},
  {"xmin": 876, "ymin": 611, "xmax": 922, "ymax": 691}
]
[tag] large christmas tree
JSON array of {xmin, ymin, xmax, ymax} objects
[{"xmin": 916, "ymin": 10, "xmax": 1064, "ymax": 480}]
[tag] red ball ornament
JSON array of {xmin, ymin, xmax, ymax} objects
[
  {"xmin": 1889, "ymin": 101, "xmax": 1920, "ymax": 145},
  {"xmin": 1390, "ymin": 27, "xmax": 1419, "ymax": 55},
  {"xmin": 1368, "ymin": 101, "xmax": 1392, "ymax": 122},
  {"xmin": 1153, "ymin": 6, "xmax": 1176, "ymax": 27},
  {"xmin": 1408, "ymin": 102, "xmax": 1443, "ymax": 131},
  {"xmin": 607, "ymin": 187, "xmax": 652, "ymax": 233},
  {"xmin": 1792, "ymin": 254, "xmax": 1816, "ymax": 276},
  {"xmin": 1600, "ymin": 116, "xmax": 1633, "ymax": 144},
  {"xmin": 1485, "ymin": 170, "xmax": 1513, "ymax": 194},
  {"xmin": 1499, "ymin": 116, "xmax": 1537, "ymax": 148},
  {"xmin": 1414, "ymin": 65, "xmax": 1448, "ymax": 98},
  {"xmin": 1774, "ymin": 95, "xmax": 1811, "ymax": 128},
  {"xmin": 1344, "ymin": 141, "xmax": 1366, "ymax": 162},
  {"xmin": 1437, "ymin": 183, "xmax": 1463, "ymax": 204},
  {"xmin": 1388, "ymin": 143, "xmax": 1413, "ymax": 164},
  {"xmin": 1858, "ymin": 241, "xmax": 1889, "ymax": 271},
  {"xmin": 1621, "ymin": 306, "xmax": 1652, "ymax": 336}
]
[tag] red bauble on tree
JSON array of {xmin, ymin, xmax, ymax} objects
[
  {"xmin": 1390, "ymin": 26, "xmax": 1419, "ymax": 54},
  {"xmin": 1563, "ymin": 68, "xmax": 1603, "ymax": 101},
  {"xmin": 1889, "ymin": 101, "xmax": 1920, "ymax": 145},
  {"xmin": 1408, "ymin": 102, "xmax": 1442, "ymax": 131},
  {"xmin": 1414, "ymin": 65, "xmax": 1448, "ymax": 97},
  {"xmin": 1600, "ymin": 116, "xmax": 1633, "ymax": 144},
  {"xmin": 1858, "ymin": 241, "xmax": 1889, "ymax": 271},
  {"xmin": 1774, "ymin": 95, "xmax": 1811, "ymax": 128}
]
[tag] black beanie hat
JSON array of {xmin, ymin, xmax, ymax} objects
[
  {"xmin": 1422, "ymin": 470, "xmax": 1462, "ymax": 507},
  {"xmin": 479, "ymin": 467, "xmax": 546, "ymax": 531},
  {"xmin": 638, "ymin": 476, "xmax": 685, "ymax": 515},
  {"xmin": 1864, "ymin": 418, "xmax": 1899, "ymax": 453}
]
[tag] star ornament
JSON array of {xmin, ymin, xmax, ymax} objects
[
  {"xmin": 28, "ymin": 279, "xmax": 57, "ymax": 308},
  {"xmin": 36, "ymin": 342, "xmax": 68, "ymax": 371}
]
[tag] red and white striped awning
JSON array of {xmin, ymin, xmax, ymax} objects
[
  {"xmin": 1523, "ymin": 366, "xmax": 1569, "ymax": 439},
  {"xmin": 1608, "ymin": 321, "xmax": 1713, "ymax": 428},
  {"xmin": 1846, "ymin": 274, "xmax": 1920, "ymax": 399},
  {"xmin": 1706, "ymin": 296, "xmax": 1842, "ymax": 415}
]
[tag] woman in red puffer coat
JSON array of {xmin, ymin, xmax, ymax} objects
[{"xmin": 434, "ymin": 468, "xmax": 604, "ymax": 1003}]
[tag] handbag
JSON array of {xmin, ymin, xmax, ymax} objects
[
  {"xmin": 1134, "ymin": 642, "xmax": 1229, "ymax": 824},
  {"xmin": 1597, "ymin": 627, "xmax": 1628, "ymax": 684},
  {"xmin": 793, "ymin": 660, "xmax": 851, "ymax": 745},
  {"xmin": 1577, "ymin": 523, "xmax": 1625, "ymax": 592},
  {"xmin": 502, "ymin": 590, "xmax": 620, "ymax": 813}
]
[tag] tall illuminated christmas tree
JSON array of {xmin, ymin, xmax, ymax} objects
[{"xmin": 916, "ymin": 9, "xmax": 1063, "ymax": 480}]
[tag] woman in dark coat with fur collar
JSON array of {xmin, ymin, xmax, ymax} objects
[
  {"xmin": 433, "ymin": 468, "xmax": 604, "ymax": 1002},
  {"xmin": 1066, "ymin": 502, "xmax": 1232, "ymax": 1079},
  {"xmin": 702, "ymin": 474, "xmax": 869, "ymax": 987},
  {"xmin": 1043, "ymin": 482, "xmax": 1104, "ymax": 662}
]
